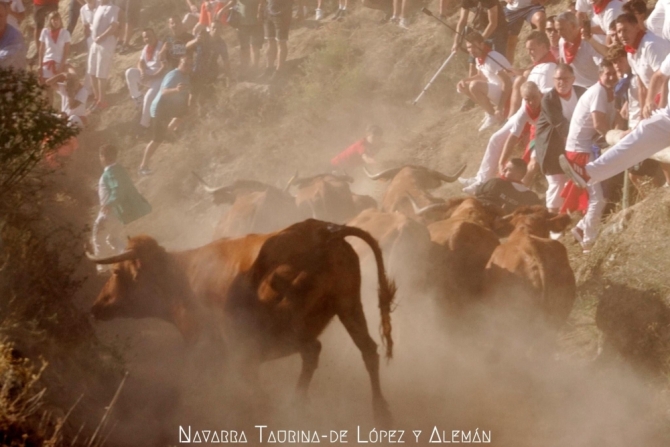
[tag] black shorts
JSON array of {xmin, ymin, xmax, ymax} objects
[
  {"xmin": 630, "ymin": 158, "xmax": 660, "ymax": 177},
  {"xmin": 264, "ymin": 13, "xmax": 291, "ymax": 41},
  {"xmin": 152, "ymin": 100, "xmax": 186, "ymax": 143},
  {"xmin": 34, "ymin": 3, "xmax": 59, "ymax": 30},
  {"xmin": 238, "ymin": 24, "xmax": 264, "ymax": 49},
  {"xmin": 503, "ymin": 4, "xmax": 544, "ymax": 36},
  {"xmin": 114, "ymin": 0, "xmax": 142, "ymax": 26}
]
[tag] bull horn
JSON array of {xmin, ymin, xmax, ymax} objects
[
  {"xmin": 407, "ymin": 195, "xmax": 447, "ymax": 216},
  {"xmin": 364, "ymin": 166, "xmax": 403, "ymax": 180},
  {"xmin": 192, "ymin": 171, "xmax": 227, "ymax": 194},
  {"xmin": 86, "ymin": 249, "xmax": 137, "ymax": 264},
  {"xmin": 283, "ymin": 170, "xmax": 299, "ymax": 193},
  {"xmin": 430, "ymin": 164, "xmax": 468, "ymax": 183}
]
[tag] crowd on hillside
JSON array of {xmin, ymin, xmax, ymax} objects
[{"xmin": 2, "ymin": 0, "xmax": 670, "ymax": 257}]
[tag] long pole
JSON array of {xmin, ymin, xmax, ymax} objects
[{"xmin": 413, "ymin": 51, "xmax": 457, "ymax": 105}]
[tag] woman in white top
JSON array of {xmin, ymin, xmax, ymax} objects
[{"xmin": 39, "ymin": 11, "xmax": 71, "ymax": 82}]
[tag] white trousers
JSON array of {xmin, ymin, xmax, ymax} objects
[
  {"xmin": 576, "ymin": 182, "xmax": 605, "ymax": 246},
  {"xmin": 474, "ymin": 118, "xmax": 514, "ymax": 184},
  {"xmin": 587, "ymin": 109, "xmax": 670, "ymax": 184},
  {"xmin": 92, "ymin": 211, "xmax": 126, "ymax": 258},
  {"xmin": 545, "ymin": 174, "xmax": 566, "ymax": 210},
  {"xmin": 125, "ymin": 68, "xmax": 163, "ymax": 128}
]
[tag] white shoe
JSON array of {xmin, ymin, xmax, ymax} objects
[
  {"xmin": 458, "ymin": 176, "xmax": 477, "ymax": 187},
  {"xmin": 478, "ymin": 113, "xmax": 497, "ymax": 132},
  {"xmin": 571, "ymin": 226, "xmax": 584, "ymax": 244},
  {"xmin": 398, "ymin": 18, "xmax": 410, "ymax": 29},
  {"xmin": 315, "ymin": 8, "xmax": 324, "ymax": 20},
  {"xmin": 462, "ymin": 183, "xmax": 479, "ymax": 195}
]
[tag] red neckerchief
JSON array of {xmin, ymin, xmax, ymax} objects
[
  {"xmin": 593, "ymin": 0, "xmax": 612, "ymax": 15},
  {"xmin": 476, "ymin": 44, "xmax": 492, "ymax": 65},
  {"xmin": 563, "ymin": 33, "xmax": 581, "ymax": 64},
  {"xmin": 534, "ymin": 50, "xmax": 556, "ymax": 67},
  {"xmin": 49, "ymin": 28, "xmax": 61, "ymax": 43},
  {"xmin": 525, "ymin": 102, "xmax": 541, "ymax": 121},
  {"xmin": 624, "ymin": 30, "xmax": 646, "ymax": 54},
  {"xmin": 145, "ymin": 44, "xmax": 157, "ymax": 61},
  {"xmin": 557, "ymin": 88, "xmax": 573, "ymax": 100}
]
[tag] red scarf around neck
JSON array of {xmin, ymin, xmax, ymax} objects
[
  {"xmin": 525, "ymin": 102, "xmax": 541, "ymax": 121},
  {"xmin": 624, "ymin": 30, "xmax": 646, "ymax": 54},
  {"xmin": 593, "ymin": 0, "xmax": 612, "ymax": 15},
  {"xmin": 476, "ymin": 44, "xmax": 492, "ymax": 65},
  {"xmin": 563, "ymin": 33, "xmax": 582, "ymax": 64},
  {"xmin": 145, "ymin": 44, "xmax": 157, "ymax": 61},
  {"xmin": 49, "ymin": 28, "xmax": 61, "ymax": 43},
  {"xmin": 534, "ymin": 50, "xmax": 557, "ymax": 66}
]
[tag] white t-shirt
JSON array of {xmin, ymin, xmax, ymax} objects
[
  {"xmin": 660, "ymin": 0, "xmax": 670, "ymax": 41},
  {"xmin": 559, "ymin": 88, "xmax": 579, "ymax": 121},
  {"xmin": 592, "ymin": 0, "xmax": 625, "ymax": 34},
  {"xmin": 646, "ymin": 0, "xmax": 665, "ymax": 37},
  {"xmin": 476, "ymin": 50, "xmax": 513, "ymax": 89},
  {"xmin": 505, "ymin": 0, "xmax": 533, "ymax": 11},
  {"xmin": 57, "ymin": 83, "xmax": 89, "ymax": 117},
  {"xmin": 527, "ymin": 62, "xmax": 557, "ymax": 94},
  {"xmin": 509, "ymin": 101, "xmax": 538, "ymax": 138},
  {"xmin": 80, "ymin": 3, "xmax": 97, "ymax": 29},
  {"xmin": 626, "ymin": 75, "xmax": 641, "ymax": 128},
  {"xmin": 558, "ymin": 37, "xmax": 600, "ymax": 88},
  {"xmin": 7, "ymin": 0, "xmax": 25, "ymax": 30},
  {"xmin": 39, "ymin": 28, "xmax": 72, "ymax": 64},
  {"xmin": 658, "ymin": 53, "xmax": 670, "ymax": 111},
  {"xmin": 566, "ymin": 82, "xmax": 614, "ymax": 153},
  {"xmin": 140, "ymin": 41, "xmax": 164, "ymax": 76},
  {"xmin": 628, "ymin": 32, "xmax": 670, "ymax": 88},
  {"xmin": 91, "ymin": 3, "xmax": 120, "ymax": 50}
]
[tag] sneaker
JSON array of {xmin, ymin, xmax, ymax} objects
[
  {"xmin": 571, "ymin": 226, "xmax": 584, "ymax": 244},
  {"xmin": 331, "ymin": 8, "xmax": 342, "ymax": 20},
  {"xmin": 459, "ymin": 98, "xmax": 475, "ymax": 112},
  {"xmin": 581, "ymin": 243, "xmax": 594, "ymax": 254},
  {"xmin": 138, "ymin": 167, "xmax": 153, "ymax": 176},
  {"xmin": 559, "ymin": 154, "xmax": 590, "ymax": 189},
  {"xmin": 479, "ymin": 113, "xmax": 497, "ymax": 132},
  {"xmin": 458, "ymin": 176, "xmax": 477, "ymax": 187},
  {"xmin": 462, "ymin": 183, "xmax": 479, "ymax": 195},
  {"xmin": 398, "ymin": 17, "xmax": 410, "ymax": 29},
  {"xmin": 390, "ymin": 15, "xmax": 399, "ymax": 24},
  {"xmin": 315, "ymin": 8, "xmax": 324, "ymax": 20}
]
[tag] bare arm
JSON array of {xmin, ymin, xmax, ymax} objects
[
  {"xmin": 644, "ymin": 70, "xmax": 669, "ymax": 118},
  {"xmin": 482, "ymin": 7, "xmax": 498, "ymax": 40},
  {"xmin": 452, "ymin": 8, "xmax": 469, "ymax": 52},
  {"xmin": 499, "ymin": 134, "xmax": 521, "ymax": 173},
  {"xmin": 584, "ymin": 34, "xmax": 609, "ymax": 57},
  {"xmin": 95, "ymin": 21, "xmax": 120, "ymax": 43},
  {"xmin": 497, "ymin": 70, "xmax": 513, "ymax": 114},
  {"xmin": 592, "ymin": 110, "xmax": 611, "ymax": 136}
]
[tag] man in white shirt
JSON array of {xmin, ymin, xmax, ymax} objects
[
  {"xmin": 617, "ymin": 12, "xmax": 670, "ymax": 114},
  {"xmin": 460, "ymin": 81, "xmax": 543, "ymax": 194},
  {"xmin": 555, "ymin": 11, "xmax": 600, "ymax": 88},
  {"xmin": 87, "ymin": 0, "xmax": 119, "ymax": 112},
  {"xmin": 80, "ymin": 0, "xmax": 97, "ymax": 49},
  {"xmin": 560, "ymin": 61, "xmax": 617, "ymax": 252},
  {"xmin": 590, "ymin": 0, "xmax": 626, "ymax": 37},
  {"xmin": 456, "ymin": 31, "xmax": 514, "ymax": 132},
  {"xmin": 509, "ymin": 30, "xmax": 557, "ymax": 116},
  {"xmin": 125, "ymin": 28, "xmax": 165, "ymax": 134}
]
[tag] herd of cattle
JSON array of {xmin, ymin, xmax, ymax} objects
[{"xmin": 88, "ymin": 164, "xmax": 577, "ymax": 425}]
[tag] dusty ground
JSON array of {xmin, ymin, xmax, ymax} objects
[{"xmin": 33, "ymin": 0, "xmax": 670, "ymax": 444}]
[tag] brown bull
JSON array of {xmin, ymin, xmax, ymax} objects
[
  {"xmin": 364, "ymin": 164, "xmax": 466, "ymax": 219},
  {"xmin": 412, "ymin": 197, "xmax": 501, "ymax": 308},
  {"xmin": 286, "ymin": 173, "xmax": 377, "ymax": 223},
  {"xmin": 89, "ymin": 219, "xmax": 396, "ymax": 424},
  {"xmin": 484, "ymin": 206, "xmax": 575, "ymax": 332},
  {"xmin": 195, "ymin": 176, "xmax": 305, "ymax": 238}
]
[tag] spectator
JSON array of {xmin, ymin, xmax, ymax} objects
[
  {"xmin": 160, "ymin": 15, "xmax": 193, "ymax": 70},
  {"xmin": 609, "ymin": 44, "xmax": 641, "ymax": 130},
  {"xmin": 534, "ymin": 63, "xmax": 586, "ymax": 212},
  {"xmin": 560, "ymin": 60, "xmax": 616, "ymax": 253},
  {"xmin": 546, "ymin": 15, "xmax": 559, "ymax": 59},
  {"xmin": 645, "ymin": 0, "xmax": 665, "ymax": 38},
  {"xmin": 80, "ymin": 0, "xmax": 97, "ymax": 50},
  {"xmin": 508, "ymin": 31, "xmax": 557, "ymax": 116},
  {"xmin": 475, "ymin": 158, "xmax": 543, "ymax": 213},
  {"xmin": 115, "ymin": 0, "xmax": 142, "ymax": 54},
  {"xmin": 38, "ymin": 11, "xmax": 71, "ymax": 84},
  {"xmin": 456, "ymin": 31, "xmax": 513, "ymax": 132},
  {"xmin": 230, "ymin": 0, "xmax": 263, "ymax": 77},
  {"xmin": 88, "ymin": 0, "xmax": 120, "ymax": 112},
  {"xmin": 622, "ymin": 0, "xmax": 648, "ymax": 29},
  {"xmin": 139, "ymin": 54, "xmax": 192, "ymax": 175},
  {"xmin": 503, "ymin": 0, "xmax": 547, "ymax": 65},
  {"xmin": 330, "ymin": 125, "xmax": 384, "ymax": 170},
  {"xmin": 556, "ymin": 11, "xmax": 600, "ymax": 88},
  {"xmin": 0, "ymin": 0, "xmax": 27, "ymax": 69},
  {"xmin": 617, "ymin": 13, "xmax": 670, "ymax": 116},
  {"xmin": 452, "ymin": 0, "xmax": 508, "ymax": 57},
  {"xmin": 198, "ymin": 0, "xmax": 226, "ymax": 29},
  {"xmin": 183, "ymin": 0, "xmax": 201, "ymax": 30},
  {"xmin": 93, "ymin": 144, "xmax": 151, "ymax": 270},
  {"xmin": 187, "ymin": 23, "xmax": 229, "ymax": 108},
  {"xmin": 461, "ymin": 81, "xmax": 543, "ymax": 194},
  {"xmin": 260, "ymin": 0, "xmax": 292, "ymax": 78},
  {"xmin": 588, "ymin": 0, "xmax": 625, "ymax": 39},
  {"xmin": 67, "ymin": 0, "xmax": 83, "ymax": 35},
  {"xmin": 46, "ymin": 70, "xmax": 88, "ymax": 128},
  {"xmin": 6, "ymin": 0, "xmax": 24, "ymax": 30},
  {"xmin": 31, "ymin": 0, "xmax": 59, "ymax": 62},
  {"xmin": 125, "ymin": 28, "xmax": 165, "ymax": 136}
]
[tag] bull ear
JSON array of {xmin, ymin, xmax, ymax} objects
[{"xmin": 548, "ymin": 214, "xmax": 572, "ymax": 233}]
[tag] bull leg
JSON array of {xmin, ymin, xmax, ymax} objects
[
  {"xmin": 338, "ymin": 305, "xmax": 393, "ymax": 427},
  {"xmin": 296, "ymin": 340, "xmax": 322, "ymax": 400}
]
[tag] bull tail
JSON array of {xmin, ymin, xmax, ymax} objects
[{"xmin": 333, "ymin": 225, "xmax": 397, "ymax": 360}]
